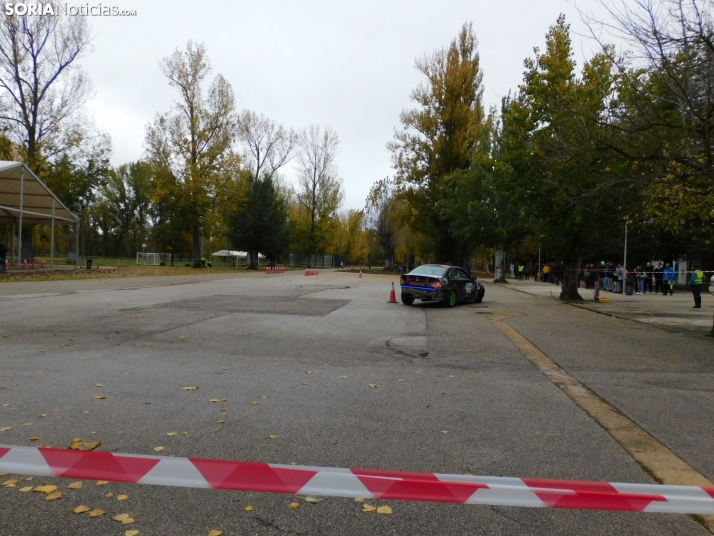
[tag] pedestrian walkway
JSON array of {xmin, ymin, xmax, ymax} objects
[{"xmin": 501, "ymin": 279, "xmax": 713, "ymax": 336}]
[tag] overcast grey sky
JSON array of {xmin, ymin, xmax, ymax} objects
[{"xmin": 81, "ymin": 0, "xmax": 609, "ymax": 209}]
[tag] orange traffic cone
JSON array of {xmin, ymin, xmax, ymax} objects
[
  {"xmin": 358, "ymin": 270, "xmax": 363, "ymax": 278},
  {"xmin": 23, "ymin": 259, "xmax": 27, "ymax": 269},
  {"xmin": 388, "ymin": 282, "xmax": 398, "ymax": 303},
  {"xmin": 41, "ymin": 260, "xmax": 46, "ymax": 268}
]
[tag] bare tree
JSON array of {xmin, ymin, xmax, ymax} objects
[
  {"xmin": 294, "ymin": 124, "xmax": 344, "ymax": 262},
  {"xmin": 0, "ymin": 13, "xmax": 92, "ymax": 171},
  {"xmin": 236, "ymin": 110, "xmax": 297, "ymax": 179}
]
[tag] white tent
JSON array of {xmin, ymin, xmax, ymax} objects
[
  {"xmin": 0, "ymin": 161, "xmax": 79, "ymax": 267},
  {"xmin": 212, "ymin": 250, "xmax": 265, "ymax": 259}
]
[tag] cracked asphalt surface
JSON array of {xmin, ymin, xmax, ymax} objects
[{"xmin": 0, "ymin": 270, "xmax": 712, "ymax": 535}]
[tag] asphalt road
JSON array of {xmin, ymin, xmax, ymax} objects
[{"xmin": 0, "ymin": 270, "xmax": 711, "ymax": 535}]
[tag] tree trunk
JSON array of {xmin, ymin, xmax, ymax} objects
[
  {"xmin": 559, "ymin": 265, "xmax": 583, "ymax": 301},
  {"xmin": 383, "ymin": 244, "xmax": 393, "ymax": 269},
  {"xmin": 192, "ymin": 227, "xmax": 202, "ymax": 268},
  {"xmin": 248, "ymin": 250, "xmax": 258, "ymax": 270},
  {"xmin": 494, "ymin": 244, "xmax": 506, "ymax": 282}
]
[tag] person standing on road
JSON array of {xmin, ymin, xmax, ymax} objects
[
  {"xmin": 689, "ymin": 265, "xmax": 704, "ymax": 309},
  {"xmin": 654, "ymin": 262, "xmax": 664, "ymax": 294},
  {"xmin": 0, "ymin": 241, "xmax": 7, "ymax": 273},
  {"xmin": 636, "ymin": 266, "xmax": 646, "ymax": 295},
  {"xmin": 556, "ymin": 262, "xmax": 565, "ymax": 285},
  {"xmin": 663, "ymin": 263, "xmax": 675, "ymax": 295},
  {"xmin": 644, "ymin": 262, "xmax": 654, "ymax": 294},
  {"xmin": 616, "ymin": 264, "xmax": 625, "ymax": 293}
]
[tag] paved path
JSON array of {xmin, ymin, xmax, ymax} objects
[
  {"xmin": 502, "ymin": 278, "xmax": 714, "ymax": 336},
  {"xmin": 0, "ymin": 271, "xmax": 711, "ymax": 535}
]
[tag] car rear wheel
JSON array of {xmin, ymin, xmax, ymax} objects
[
  {"xmin": 401, "ymin": 292, "xmax": 415, "ymax": 305},
  {"xmin": 443, "ymin": 290, "xmax": 457, "ymax": 307},
  {"xmin": 475, "ymin": 287, "xmax": 484, "ymax": 303}
]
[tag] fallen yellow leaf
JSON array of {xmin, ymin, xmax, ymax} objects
[
  {"xmin": 398, "ymin": 379, "xmax": 405, "ymax": 382},
  {"xmin": 289, "ymin": 502, "xmax": 299, "ymax": 509},
  {"xmin": 125, "ymin": 531, "xmax": 140, "ymax": 536},
  {"xmin": 46, "ymin": 491, "xmax": 62, "ymax": 501},
  {"xmin": 289, "ymin": 462, "xmax": 297, "ymax": 465},
  {"xmin": 89, "ymin": 508, "xmax": 105, "ymax": 517},
  {"xmin": 369, "ymin": 384, "xmax": 380, "ymax": 388},
  {"xmin": 96, "ymin": 383, "xmax": 103, "ymax": 387},
  {"xmin": 2, "ymin": 479, "xmax": 18, "ymax": 488},
  {"xmin": 96, "ymin": 481, "xmax": 109, "ymax": 486},
  {"xmin": 73, "ymin": 505, "xmax": 90, "ymax": 514},
  {"xmin": 354, "ymin": 497, "xmax": 364, "ymax": 503},
  {"xmin": 362, "ymin": 504, "xmax": 377, "ymax": 512},
  {"xmin": 29, "ymin": 437, "xmax": 40, "ymax": 441},
  {"xmin": 441, "ymin": 430, "xmax": 449, "ymax": 434},
  {"xmin": 105, "ymin": 492, "xmax": 114, "ymax": 498},
  {"xmin": 154, "ymin": 446, "xmax": 164, "ymax": 452},
  {"xmin": 215, "ymin": 420, "xmax": 225, "ymax": 424},
  {"xmin": 251, "ymin": 401, "xmax": 259, "ymax": 405},
  {"xmin": 244, "ymin": 505, "xmax": 254, "ymax": 511},
  {"xmin": 23, "ymin": 422, "xmax": 33, "ymax": 426},
  {"xmin": 340, "ymin": 376, "xmax": 347, "ymax": 379},
  {"xmin": 219, "ymin": 398, "xmax": 227, "ymax": 402},
  {"xmin": 93, "ymin": 395, "xmax": 106, "ymax": 400},
  {"xmin": 261, "ymin": 396, "xmax": 268, "ymax": 399},
  {"xmin": 117, "ymin": 494, "xmax": 128, "ymax": 501},
  {"xmin": 377, "ymin": 506, "xmax": 393, "ymax": 514},
  {"xmin": 33, "ymin": 485, "xmax": 57, "ymax": 493},
  {"xmin": 301, "ymin": 382, "xmax": 308, "ymax": 385},
  {"xmin": 0, "ymin": 427, "xmax": 12, "ymax": 432},
  {"xmin": 303, "ymin": 497, "xmax": 321, "ymax": 503},
  {"xmin": 208, "ymin": 531, "xmax": 224, "ymax": 536},
  {"xmin": 182, "ymin": 386, "xmax": 198, "ymax": 390},
  {"xmin": 70, "ymin": 438, "xmax": 101, "ymax": 451},
  {"xmin": 182, "ymin": 432, "xmax": 189, "ymax": 435},
  {"xmin": 0, "ymin": 473, "xmax": 6, "ymax": 477},
  {"xmin": 165, "ymin": 432, "xmax": 177, "ymax": 437},
  {"xmin": 18, "ymin": 486, "xmax": 33, "ymax": 492},
  {"xmin": 208, "ymin": 399, "xmax": 220, "ymax": 403},
  {"xmin": 122, "ymin": 518, "xmax": 135, "ymax": 525},
  {"xmin": 268, "ymin": 434, "xmax": 279, "ymax": 440},
  {"xmin": 38, "ymin": 414, "xmax": 46, "ymax": 418},
  {"xmin": 67, "ymin": 481, "xmax": 83, "ymax": 489}
]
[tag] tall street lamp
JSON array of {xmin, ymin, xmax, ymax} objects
[{"xmin": 538, "ymin": 235, "xmax": 545, "ymax": 282}]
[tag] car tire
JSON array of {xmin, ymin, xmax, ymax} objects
[
  {"xmin": 443, "ymin": 290, "xmax": 457, "ymax": 307},
  {"xmin": 475, "ymin": 288, "xmax": 484, "ymax": 303},
  {"xmin": 401, "ymin": 292, "xmax": 415, "ymax": 305}
]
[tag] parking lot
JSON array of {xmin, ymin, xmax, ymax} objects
[{"xmin": 1, "ymin": 271, "xmax": 713, "ymax": 535}]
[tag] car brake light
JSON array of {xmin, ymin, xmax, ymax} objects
[{"xmin": 431, "ymin": 281, "xmax": 440, "ymax": 288}]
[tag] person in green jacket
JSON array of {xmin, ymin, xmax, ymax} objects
[{"xmin": 689, "ymin": 265, "xmax": 704, "ymax": 309}]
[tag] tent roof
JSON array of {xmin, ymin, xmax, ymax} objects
[
  {"xmin": 0, "ymin": 161, "xmax": 78, "ymax": 225},
  {"xmin": 212, "ymin": 250, "xmax": 265, "ymax": 258}
]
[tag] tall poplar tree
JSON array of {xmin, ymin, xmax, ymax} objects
[
  {"xmin": 388, "ymin": 22, "xmax": 489, "ymax": 264},
  {"xmin": 145, "ymin": 41, "xmax": 239, "ymax": 267}
]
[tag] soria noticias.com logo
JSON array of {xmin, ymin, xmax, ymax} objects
[{"xmin": 5, "ymin": 3, "xmax": 137, "ymax": 16}]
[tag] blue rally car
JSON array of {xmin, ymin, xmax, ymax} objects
[{"xmin": 399, "ymin": 264, "xmax": 485, "ymax": 307}]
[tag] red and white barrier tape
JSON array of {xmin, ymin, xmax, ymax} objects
[{"xmin": 2, "ymin": 445, "xmax": 714, "ymax": 513}]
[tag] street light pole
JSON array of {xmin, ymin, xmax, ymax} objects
[
  {"xmin": 538, "ymin": 235, "xmax": 545, "ymax": 282},
  {"xmin": 622, "ymin": 222, "xmax": 627, "ymax": 271}
]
